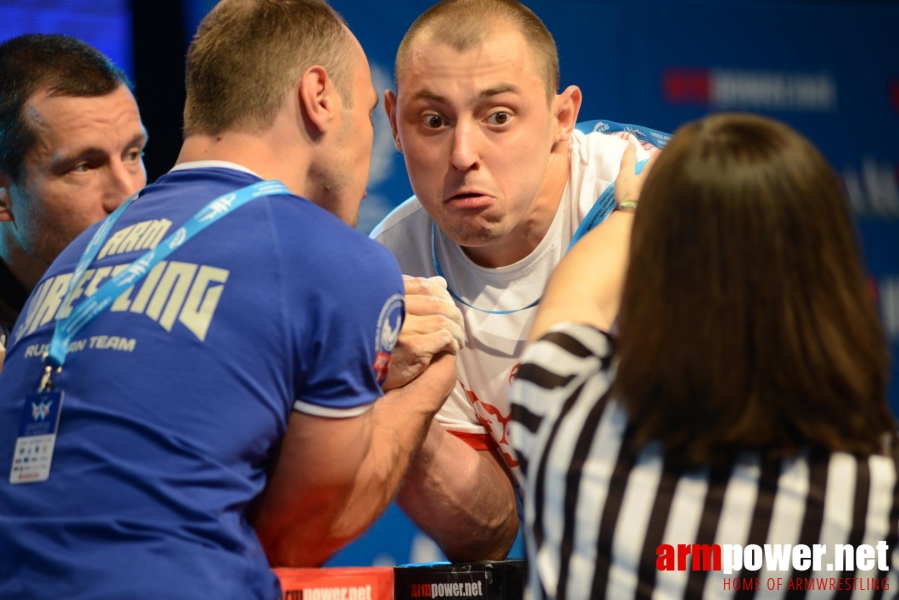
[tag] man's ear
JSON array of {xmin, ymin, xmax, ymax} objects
[
  {"xmin": 0, "ymin": 173, "xmax": 14, "ymax": 224},
  {"xmin": 384, "ymin": 90, "xmax": 402, "ymax": 153},
  {"xmin": 298, "ymin": 65, "xmax": 338, "ymax": 137},
  {"xmin": 552, "ymin": 85, "xmax": 583, "ymax": 145}
]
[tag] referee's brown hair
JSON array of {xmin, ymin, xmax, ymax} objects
[{"xmin": 615, "ymin": 112, "xmax": 893, "ymax": 466}]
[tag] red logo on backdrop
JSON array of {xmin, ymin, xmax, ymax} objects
[
  {"xmin": 891, "ymin": 79, "xmax": 899, "ymax": 113},
  {"xmin": 662, "ymin": 68, "xmax": 836, "ymax": 112},
  {"xmin": 662, "ymin": 69, "xmax": 711, "ymax": 106}
]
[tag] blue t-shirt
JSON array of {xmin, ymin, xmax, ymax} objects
[{"xmin": 0, "ymin": 167, "xmax": 404, "ymax": 599}]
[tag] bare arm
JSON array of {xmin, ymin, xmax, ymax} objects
[
  {"xmin": 254, "ymin": 352, "xmax": 456, "ymax": 567},
  {"xmin": 253, "ymin": 409, "xmax": 372, "ymax": 567},
  {"xmin": 528, "ymin": 210, "xmax": 633, "ymax": 342},
  {"xmin": 396, "ymin": 419, "xmax": 519, "ymax": 562},
  {"xmin": 529, "ymin": 144, "xmax": 658, "ymax": 342},
  {"xmin": 377, "ymin": 275, "xmax": 517, "ymax": 561},
  {"xmin": 329, "ymin": 353, "xmax": 457, "ymax": 543}
]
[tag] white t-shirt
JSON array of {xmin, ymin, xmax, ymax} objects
[{"xmin": 371, "ymin": 129, "xmax": 651, "ymax": 474}]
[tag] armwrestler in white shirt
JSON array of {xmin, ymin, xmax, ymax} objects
[{"xmin": 372, "ymin": 0, "xmax": 654, "ymax": 561}]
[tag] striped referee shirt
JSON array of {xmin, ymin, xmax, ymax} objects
[{"xmin": 509, "ymin": 322, "xmax": 899, "ymax": 600}]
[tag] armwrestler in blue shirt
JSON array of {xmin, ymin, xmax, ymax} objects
[{"xmin": 0, "ymin": 2, "xmax": 456, "ymax": 598}]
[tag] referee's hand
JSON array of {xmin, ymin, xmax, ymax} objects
[{"xmin": 381, "ymin": 275, "xmax": 465, "ymax": 391}]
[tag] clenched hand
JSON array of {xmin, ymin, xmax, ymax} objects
[{"xmin": 381, "ymin": 275, "xmax": 466, "ymax": 391}]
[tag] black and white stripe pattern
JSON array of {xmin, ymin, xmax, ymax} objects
[{"xmin": 510, "ymin": 322, "xmax": 899, "ymax": 600}]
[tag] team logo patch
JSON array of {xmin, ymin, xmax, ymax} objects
[{"xmin": 373, "ymin": 293, "xmax": 404, "ymax": 382}]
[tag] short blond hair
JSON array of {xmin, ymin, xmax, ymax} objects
[
  {"xmin": 184, "ymin": 0, "xmax": 354, "ymax": 136},
  {"xmin": 395, "ymin": 0, "xmax": 560, "ymax": 101}
]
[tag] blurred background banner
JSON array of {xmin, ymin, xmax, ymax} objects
[
  {"xmin": 0, "ymin": 0, "xmax": 133, "ymax": 76},
  {"xmin": 2, "ymin": 0, "xmax": 897, "ymax": 568}
]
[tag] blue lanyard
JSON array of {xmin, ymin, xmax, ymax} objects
[
  {"xmin": 567, "ymin": 158, "xmax": 649, "ymax": 252},
  {"xmin": 430, "ymin": 221, "xmax": 541, "ymax": 315},
  {"xmin": 432, "ymin": 119, "xmax": 670, "ymax": 315},
  {"xmin": 567, "ymin": 120, "xmax": 671, "ymax": 251},
  {"xmin": 574, "ymin": 119, "xmax": 671, "ymax": 148},
  {"xmin": 42, "ymin": 179, "xmax": 290, "ymax": 378}
]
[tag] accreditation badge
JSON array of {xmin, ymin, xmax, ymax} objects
[{"xmin": 9, "ymin": 390, "xmax": 64, "ymax": 484}]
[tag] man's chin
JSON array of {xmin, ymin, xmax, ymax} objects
[
  {"xmin": 440, "ymin": 222, "xmax": 506, "ymax": 249},
  {"xmin": 31, "ymin": 244, "xmax": 65, "ymax": 267}
]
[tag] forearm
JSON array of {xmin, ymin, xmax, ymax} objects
[
  {"xmin": 263, "ymin": 391, "xmax": 440, "ymax": 564},
  {"xmin": 259, "ymin": 488, "xmax": 356, "ymax": 567},
  {"xmin": 396, "ymin": 420, "xmax": 519, "ymax": 562},
  {"xmin": 256, "ymin": 355, "xmax": 454, "ymax": 567},
  {"xmin": 253, "ymin": 412, "xmax": 373, "ymax": 568},
  {"xmin": 529, "ymin": 210, "xmax": 633, "ymax": 342},
  {"xmin": 329, "ymin": 357, "xmax": 454, "ymax": 543}
]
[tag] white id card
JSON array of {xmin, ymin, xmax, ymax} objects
[{"xmin": 10, "ymin": 390, "xmax": 64, "ymax": 484}]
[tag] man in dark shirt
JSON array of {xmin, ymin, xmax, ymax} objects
[{"xmin": 0, "ymin": 34, "xmax": 147, "ymax": 349}]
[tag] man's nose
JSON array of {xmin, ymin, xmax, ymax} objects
[
  {"xmin": 449, "ymin": 121, "xmax": 480, "ymax": 172},
  {"xmin": 103, "ymin": 159, "xmax": 146, "ymax": 213}
]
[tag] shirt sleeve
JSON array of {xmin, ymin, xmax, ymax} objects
[{"xmin": 281, "ymin": 214, "xmax": 405, "ymax": 418}]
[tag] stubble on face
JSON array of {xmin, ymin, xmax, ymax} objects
[
  {"xmin": 9, "ymin": 86, "xmax": 147, "ymax": 266},
  {"xmin": 309, "ymin": 31, "xmax": 378, "ymax": 228},
  {"xmin": 394, "ymin": 27, "xmax": 562, "ymax": 266}
]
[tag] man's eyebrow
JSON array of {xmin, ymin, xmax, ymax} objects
[
  {"xmin": 410, "ymin": 89, "xmax": 448, "ymax": 104},
  {"xmin": 130, "ymin": 130, "xmax": 149, "ymax": 148},
  {"xmin": 410, "ymin": 84, "xmax": 523, "ymax": 105},
  {"xmin": 50, "ymin": 131, "xmax": 149, "ymax": 167},
  {"xmin": 477, "ymin": 84, "xmax": 522, "ymax": 100}
]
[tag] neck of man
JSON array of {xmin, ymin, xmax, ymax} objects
[
  {"xmin": 176, "ymin": 118, "xmax": 312, "ymax": 199},
  {"xmin": 0, "ymin": 227, "xmax": 47, "ymax": 292},
  {"xmin": 462, "ymin": 147, "xmax": 571, "ymax": 269}
]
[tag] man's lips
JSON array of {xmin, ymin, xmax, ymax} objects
[{"xmin": 443, "ymin": 191, "xmax": 494, "ymax": 209}]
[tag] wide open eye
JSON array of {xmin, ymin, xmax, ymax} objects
[
  {"xmin": 422, "ymin": 113, "xmax": 448, "ymax": 130},
  {"xmin": 486, "ymin": 111, "xmax": 512, "ymax": 126}
]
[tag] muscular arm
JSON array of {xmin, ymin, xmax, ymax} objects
[
  {"xmin": 528, "ymin": 209, "xmax": 633, "ymax": 342},
  {"xmin": 254, "ymin": 353, "xmax": 456, "ymax": 567},
  {"xmin": 529, "ymin": 144, "xmax": 658, "ymax": 342},
  {"xmin": 253, "ymin": 409, "xmax": 372, "ymax": 567},
  {"xmin": 375, "ymin": 276, "xmax": 518, "ymax": 561},
  {"xmin": 396, "ymin": 420, "xmax": 519, "ymax": 562},
  {"xmin": 329, "ymin": 353, "xmax": 457, "ymax": 543}
]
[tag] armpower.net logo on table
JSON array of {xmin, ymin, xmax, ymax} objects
[
  {"xmin": 283, "ymin": 585, "xmax": 373, "ymax": 600},
  {"xmin": 408, "ymin": 581, "xmax": 486, "ymax": 598}
]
